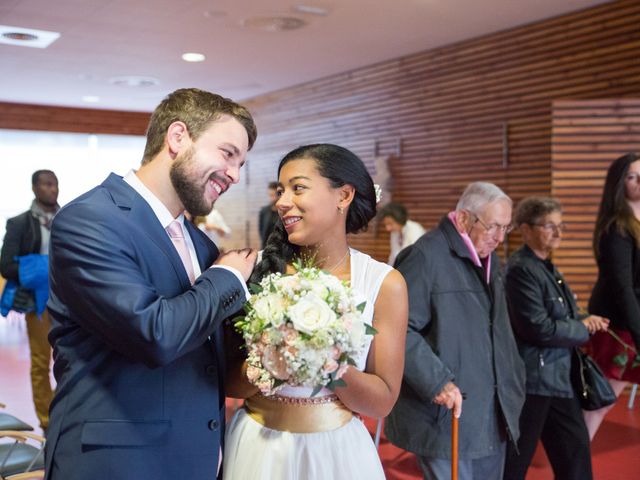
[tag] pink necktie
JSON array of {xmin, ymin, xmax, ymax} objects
[{"xmin": 166, "ymin": 220, "xmax": 196, "ymax": 284}]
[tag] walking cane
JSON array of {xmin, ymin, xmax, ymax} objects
[{"xmin": 451, "ymin": 413, "xmax": 459, "ymax": 480}]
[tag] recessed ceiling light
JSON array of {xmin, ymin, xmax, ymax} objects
[
  {"xmin": 242, "ymin": 16, "xmax": 307, "ymax": 32},
  {"xmin": 108, "ymin": 76, "xmax": 160, "ymax": 87},
  {"xmin": 182, "ymin": 52, "xmax": 206, "ymax": 62},
  {"xmin": 294, "ymin": 4, "xmax": 329, "ymax": 16},
  {"xmin": 82, "ymin": 95, "xmax": 100, "ymax": 103},
  {"xmin": 0, "ymin": 24, "xmax": 60, "ymax": 48}
]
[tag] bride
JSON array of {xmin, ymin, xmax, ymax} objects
[{"xmin": 223, "ymin": 143, "xmax": 408, "ymax": 479}]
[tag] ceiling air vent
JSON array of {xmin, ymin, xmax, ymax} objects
[
  {"xmin": 0, "ymin": 25, "xmax": 60, "ymax": 48},
  {"xmin": 242, "ymin": 16, "xmax": 307, "ymax": 32},
  {"xmin": 109, "ymin": 76, "xmax": 160, "ymax": 88}
]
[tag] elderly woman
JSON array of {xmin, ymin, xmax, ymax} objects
[{"xmin": 503, "ymin": 197, "xmax": 608, "ymax": 480}]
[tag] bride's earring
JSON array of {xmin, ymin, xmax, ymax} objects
[{"xmin": 337, "ymin": 206, "xmax": 344, "ymax": 214}]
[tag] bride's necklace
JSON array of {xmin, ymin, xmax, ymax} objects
[{"xmin": 325, "ymin": 249, "xmax": 350, "ymax": 273}]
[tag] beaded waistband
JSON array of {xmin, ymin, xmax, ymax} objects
[
  {"xmin": 244, "ymin": 393, "xmax": 353, "ymax": 433},
  {"xmin": 269, "ymin": 394, "xmax": 338, "ymax": 405}
]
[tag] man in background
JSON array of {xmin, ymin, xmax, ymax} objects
[
  {"xmin": 258, "ymin": 181, "xmax": 279, "ymax": 248},
  {"xmin": 1, "ymin": 169, "xmax": 59, "ymax": 432},
  {"xmin": 386, "ymin": 182, "xmax": 525, "ymax": 480}
]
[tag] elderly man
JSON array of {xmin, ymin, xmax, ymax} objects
[{"xmin": 386, "ymin": 182, "xmax": 525, "ymax": 480}]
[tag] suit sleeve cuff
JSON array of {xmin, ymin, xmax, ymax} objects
[{"xmin": 210, "ymin": 265, "xmax": 250, "ymax": 301}]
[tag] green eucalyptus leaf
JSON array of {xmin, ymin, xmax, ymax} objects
[
  {"xmin": 327, "ymin": 378, "xmax": 347, "ymax": 391},
  {"xmin": 310, "ymin": 385, "xmax": 323, "ymax": 397},
  {"xmin": 365, "ymin": 324, "xmax": 378, "ymax": 335},
  {"xmin": 613, "ymin": 352, "xmax": 629, "ymax": 367}
]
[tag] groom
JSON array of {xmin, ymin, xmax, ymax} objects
[{"xmin": 44, "ymin": 88, "xmax": 258, "ymax": 480}]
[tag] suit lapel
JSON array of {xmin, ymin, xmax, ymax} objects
[{"xmin": 102, "ymin": 173, "xmax": 191, "ymax": 290}]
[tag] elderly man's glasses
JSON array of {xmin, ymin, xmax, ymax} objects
[
  {"xmin": 532, "ymin": 222, "xmax": 567, "ymax": 233},
  {"xmin": 471, "ymin": 214, "xmax": 513, "ymax": 235}
]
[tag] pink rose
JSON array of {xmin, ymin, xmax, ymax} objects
[
  {"xmin": 335, "ymin": 362, "xmax": 350, "ymax": 380},
  {"xmin": 330, "ymin": 346, "xmax": 340, "ymax": 360},
  {"xmin": 262, "ymin": 345, "xmax": 289, "ymax": 380},
  {"xmin": 284, "ymin": 327, "xmax": 299, "ymax": 345},
  {"xmin": 322, "ymin": 358, "xmax": 339, "ymax": 375},
  {"xmin": 246, "ymin": 365, "xmax": 261, "ymax": 383}
]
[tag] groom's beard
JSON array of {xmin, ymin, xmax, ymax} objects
[{"xmin": 170, "ymin": 146, "xmax": 213, "ymax": 217}]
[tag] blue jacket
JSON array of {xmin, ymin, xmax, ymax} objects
[{"xmin": 45, "ymin": 174, "xmax": 246, "ymax": 480}]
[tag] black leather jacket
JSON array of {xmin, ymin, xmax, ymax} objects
[
  {"xmin": 0, "ymin": 210, "xmax": 41, "ymax": 281},
  {"xmin": 505, "ymin": 245, "xmax": 589, "ymax": 397}
]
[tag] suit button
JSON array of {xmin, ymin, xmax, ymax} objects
[
  {"xmin": 205, "ymin": 365, "xmax": 217, "ymax": 376},
  {"xmin": 208, "ymin": 419, "xmax": 219, "ymax": 431}
]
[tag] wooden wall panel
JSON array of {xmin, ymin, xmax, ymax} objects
[
  {"xmin": 237, "ymin": 0, "xmax": 640, "ymax": 262},
  {"xmin": 552, "ymin": 99, "xmax": 640, "ymax": 308},
  {"xmin": 0, "ymin": 102, "xmax": 150, "ymax": 135}
]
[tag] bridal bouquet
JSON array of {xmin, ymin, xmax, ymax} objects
[{"xmin": 235, "ymin": 261, "xmax": 375, "ymax": 396}]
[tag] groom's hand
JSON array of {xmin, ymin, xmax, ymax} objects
[{"xmin": 214, "ymin": 248, "xmax": 257, "ymax": 281}]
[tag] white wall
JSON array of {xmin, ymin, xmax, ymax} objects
[{"xmin": 0, "ymin": 129, "xmax": 145, "ymax": 242}]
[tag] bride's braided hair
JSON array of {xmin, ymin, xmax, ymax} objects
[{"xmin": 249, "ymin": 144, "xmax": 376, "ymax": 285}]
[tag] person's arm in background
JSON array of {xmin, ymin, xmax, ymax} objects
[
  {"xmin": 0, "ymin": 216, "xmax": 23, "ymax": 281},
  {"xmin": 206, "ymin": 209, "xmax": 232, "ymax": 237},
  {"xmin": 598, "ymin": 229, "xmax": 640, "ymax": 349}
]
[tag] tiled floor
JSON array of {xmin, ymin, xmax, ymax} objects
[{"xmin": 2, "ymin": 316, "xmax": 640, "ymax": 479}]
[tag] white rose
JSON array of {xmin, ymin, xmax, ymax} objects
[
  {"xmin": 253, "ymin": 293, "xmax": 286, "ymax": 326},
  {"xmin": 288, "ymin": 294, "xmax": 336, "ymax": 335}
]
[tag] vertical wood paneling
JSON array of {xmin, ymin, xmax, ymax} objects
[
  {"xmin": 552, "ymin": 99, "xmax": 640, "ymax": 308},
  {"xmin": 236, "ymin": 0, "xmax": 640, "ymax": 262}
]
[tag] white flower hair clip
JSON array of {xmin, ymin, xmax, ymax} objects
[{"xmin": 374, "ymin": 184, "xmax": 382, "ymax": 204}]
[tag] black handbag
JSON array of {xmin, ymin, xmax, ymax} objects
[{"xmin": 570, "ymin": 347, "xmax": 617, "ymax": 410}]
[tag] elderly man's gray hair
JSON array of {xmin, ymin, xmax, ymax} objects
[{"xmin": 455, "ymin": 182, "xmax": 512, "ymax": 213}]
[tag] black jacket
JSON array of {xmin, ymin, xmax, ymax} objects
[
  {"xmin": 0, "ymin": 210, "xmax": 41, "ymax": 281},
  {"xmin": 589, "ymin": 227, "xmax": 640, "ymax": 350},
  {"xmin": 505, "ymin": 245, "xmax": 589, "ymax": 397},
  {"xmin": 258, "ymin": 204, "xmax": 279, "ymax": 248},
  {"xmin": 386, "ymin": 216, "xmax": 525, "ymax": 459}
]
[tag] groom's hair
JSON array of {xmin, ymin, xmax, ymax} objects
[
  {"xmin": 249, "ymin": 143, "xmax": 376, "ymax": 284},
  {"xmin": 141, "ymin": 88, "xmax": 257, "ymax": 165}
]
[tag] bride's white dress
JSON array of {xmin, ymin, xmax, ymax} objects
[{"xmin": 223, "ymin": 248, "xmax": 391, "ymax": 480}]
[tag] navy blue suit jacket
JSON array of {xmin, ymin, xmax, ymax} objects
[{"xmin": 44, "ymin": 174, "xmax": 245, "ymax": 479}]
